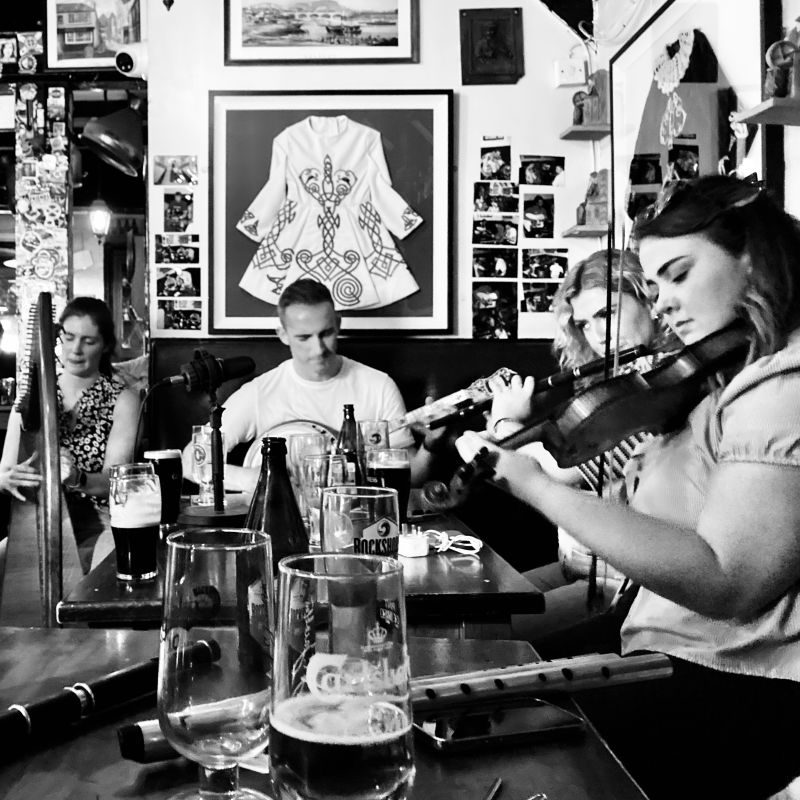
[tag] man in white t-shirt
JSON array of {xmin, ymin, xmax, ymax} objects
[{"xmin": 183, "ymin": 279, "xmax": 440, "ymax": 494}]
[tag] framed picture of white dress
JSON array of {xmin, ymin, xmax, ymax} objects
[
  {"xmin": 224, "ymin": 0, "xmax": 420, "ymax": 65},
  {"xmin": 209, "ymin": 89, "xmax": 453, "ymax": 334}
]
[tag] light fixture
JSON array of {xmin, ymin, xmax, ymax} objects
[
  {"xmin": 89, "ymin": 198, "xmax": 112, "ymax": 243},
  {"xmin": 80, "ymin": 96, "xmax": 145, "ymax": 177}
]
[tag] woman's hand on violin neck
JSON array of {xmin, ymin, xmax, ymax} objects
[{"xmin": 488, "ymin": 373, "xmax": 535, "ymax": 430}]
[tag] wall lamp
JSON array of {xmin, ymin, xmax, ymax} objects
[{"xmin": 89, "ymin": 198, "xmax": 112, "ymax": 244}]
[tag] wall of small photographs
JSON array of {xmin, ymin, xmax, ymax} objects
[
  {"xmin": 13, "ymin": 80, "xmax": 70, "ymax": 386},
  {"xmin": 471, "ymin": 136, "xmax": 569, "ymax": 340},
  {"xmin": 151, "ymin": 155, "xmax": 202, "ymax": 333}
]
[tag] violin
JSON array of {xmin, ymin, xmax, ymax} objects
[{"xmin": 424, "ymin": 324, "xmax": 750, "ymax": 511}]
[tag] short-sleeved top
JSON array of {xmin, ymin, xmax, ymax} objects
[
  {"xmin": 58, "ymin": 374, "xmax": 124, "ymax": 508},
  {"xmin": 220, "ymin": 356, "xmax": 414, "ymax": 453},
  {"xmin": 620, "ymin": 330, "xmax": 800, "ymax": 681}
]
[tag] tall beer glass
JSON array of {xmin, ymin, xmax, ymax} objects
[
  {"xmin": 158, "ymin": 528, "xmax": 273, "ymax": 800},
  {"xmin": 109, "ymin": 463, "xmax": 161, "ymax": 582},
  {"xmin": 271, "ymin": 553, "xmax": 414, "ymax": 800},
  {"xmin": 144, "ymin": 448, "xmax": 183, "ymax": 528},
  {"xmin": 365, "ymin": 449, "xmax": 411, "ymax": 524}
]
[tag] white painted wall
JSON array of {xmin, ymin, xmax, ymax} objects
[{"xmin": 146, "ymin": 0, "xmax": 605, "ymax": 339}]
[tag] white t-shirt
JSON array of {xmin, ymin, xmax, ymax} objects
[{"xmin": 220, "ymin": 356, "xmax": 414, "ymax": 457}]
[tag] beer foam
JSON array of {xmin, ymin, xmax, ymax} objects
[
  {"xmin": 110, "ymin": 489, "xmax": 161, "ymax": 527},
  {"xmin": 271, "ymin": 696, "xmax": 410, "ymax": 746}
]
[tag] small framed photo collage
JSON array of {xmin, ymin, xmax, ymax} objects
[
  {"xmin": 151, "ymin": 155, "xmax": 202, "ymax": 333},
  {"xmin": 472, "ymin": 137, "xmax": 567, "ymax": 340}
]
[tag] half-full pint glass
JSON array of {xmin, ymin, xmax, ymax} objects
[
  {"xmin": 270, "ymin": 554, "xmax": 414, "ymax": 800},
  {"xmin": 143, "ymin": 449, "xmax": 183, "ymax": 526},
  {"xmin": 109, "ymin": 464, "xmax": 161, "ymax": 582}
]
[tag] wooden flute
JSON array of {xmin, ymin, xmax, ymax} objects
[{"xmin": 410, "ymin": 651, "xmax": 673, "ymax": 715}]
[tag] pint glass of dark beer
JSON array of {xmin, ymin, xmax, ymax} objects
[
  {"xmin": 109, "ymin": 463, "xmax": 161, "ymax": 582},
  {"xmin": 365, "ymin": 448, "xmax": 411, "ymax": 523},
  {"xmin": 143, "ymin": 449, "xmax": 183, "ymax": 526},
  {"xmin": 271, "ymin": 554, "xmax": 415, "ymax": 800}
]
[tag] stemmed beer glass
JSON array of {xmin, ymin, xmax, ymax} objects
[
  {"xmin": 270, "ymin": 553, "xmax": 415, "ymax": 800},
  {"xmin": 157, "ymin": 528, "xmax": 273, "ymax": 799}
]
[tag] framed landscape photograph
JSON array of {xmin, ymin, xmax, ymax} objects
[
  {"xmin": 224, "ymin": 0, "xmax": 419, "ymax": 64},
  {"xmin": 46, "ymin": 0, "xmax": 146, "ymax": 70},
  {"xmin": 209, "ymin": 89, "xmax": 453, "ymax": 334}
]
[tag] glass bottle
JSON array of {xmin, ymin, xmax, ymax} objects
[
  {"xmin": 244, "ymin": 437, "xmax": 309, "ymax": 574},
  {"xmin": 334, "ymin": 403, "xmax": 364, "ymax": 484}
]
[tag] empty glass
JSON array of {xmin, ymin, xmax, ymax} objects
[
  {"xmin": 158, "ymin": 528, "xmax": 273, "ymax": 800},
  {"xmin": 270, "ymin": 553, "xmax": 415, "ymax": 800},
  {"xmin": 191, "ymin": 425, "xmax": 224, "ymax": 506},
  {"xmin": 300, "ymin": 453, "xmax": 348, "ymax": 548},
  {"xmin": 358, "ymin": 420, "xmax": 390, "ymax": 452},
  {"xmin": 286, "ymin": 433, "xmax": 328, "ymax": 519},
  {"xmin": 320, "ymin": 485, "xmax": 400, "ymax": 557}
]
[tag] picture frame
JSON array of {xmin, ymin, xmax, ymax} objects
[
  {"xmin": 459, "ymin": 7, "xmax": 524, "ymax": 85},
  {"xmin": 45, "ymin": 0, "xmax": 146, "ymax": 70},
  {"xmin": 224, "ymin": 0, "xmax": 419, "ymax": 65},
  {"xmin": 209, "ymin": 90, "xmax": 453, "ymax": 334}
]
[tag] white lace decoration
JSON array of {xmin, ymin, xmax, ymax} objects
[
  {"xmin": 653, "ymin": 30, "xmax": 695, "ymax": 94},
  {"xmin": 653, "ymin": 30, "xmax": 695, "ymax": 149}
]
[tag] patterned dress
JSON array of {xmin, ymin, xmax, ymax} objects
[
  {"xmin": 236, "ymin": 115, "xmax": 423, "ymax": 310},
  {"xmin": 58, "ymin": 374, "xmax": 124, "ymax": 572}
]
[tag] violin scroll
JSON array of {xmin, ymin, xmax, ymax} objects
[{"xmin": 422, "ymin": 447, "xmax": 499, "ymax": 512}]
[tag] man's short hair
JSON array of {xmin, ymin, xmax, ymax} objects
[{"xmin": 277, "ymin": 279, "xmax": 334, "ymax": 320}]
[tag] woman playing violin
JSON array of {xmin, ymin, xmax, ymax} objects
[
  {"xmin": 457, "ymin": 175, "xmax": 800, "ymax": 799},
  {"xmin": 488, "ymin": 249, "xmax": 666, "ymax": 640}
]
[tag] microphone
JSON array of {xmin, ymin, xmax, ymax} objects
[{"xmin": 160, "ymin": 349, "xmax": 255, "ymax": 392}]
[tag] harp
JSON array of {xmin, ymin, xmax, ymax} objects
[{"xmin": 0, "ymin": 292, "xmax": 80, "ymax": 626}]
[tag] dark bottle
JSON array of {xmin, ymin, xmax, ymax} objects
[
  {"xmin": 334, "ymin": 403, "xmax": 364, "ymax": 484},
  {"xmin": 245, "ymin": 437, "xmax": 309, "ymax": 574}
]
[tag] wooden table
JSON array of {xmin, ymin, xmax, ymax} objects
[
  {"xmin": 0, "ymin": 627, "xmax": 647, "ymax": 799},
  {"xmin": 56, "ymin": 513, "xmax": 544, "ymax": 637}
]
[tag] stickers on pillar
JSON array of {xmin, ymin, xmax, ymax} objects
[{"xmin": 354, "ymin": 516, "xmax": 399, "ymax": 557}]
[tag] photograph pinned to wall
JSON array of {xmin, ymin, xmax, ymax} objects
[
  {"xmin": 522, "ymin": 194, "xmax": 554, "ymax": 239},
  {"xmin": 668, "ymin": 141, "xmax": 700, "ymax": 179},
  {"xmin": 0, "ymin": 37, "xmax": 18, "ymax": 64},
  {"xmin": 153, "ymin": 156, "xmax": 199, "ymax": 186},
  {"xmin": 479, "ymin": 139, "xmax": 512, "ymax": 180},
  {"xmin": 473, "ymin": 181, "xmax": 519, "ymax": 214},
  {"xmin": 472, "ymin": 282, "xmax": 518, "ymax": 340},
  {"xmin": 45, "ymin": 0, "xmax": 146, "ymax": 70},
  {"xmin": 156, "ymin": 266, "xmax": 201, "ymax": 297},
  {"xmin": 473, "ymin": 247, "xmax": 517, "ymax": 278},
  {"xmin": 210, "ymin": 89, "xmax": 452, "ymax": 333},
  {"xmin": 155, "ymin": 233, "xmax": 200, "ymax": 264},
  {"xmin": 157, "ymin": 298, "xmax": 202, "ymax": 331},
  {"xmin": 472, "ymin": 217, "xmax": 519, "ymax": 246},
  {"xmin": 519, "ymin": 155, "xmax": 566, "ymax": 186},
  {"xmin": 521, "ymin": 248, "xmax": 568, "ymax": 279},
  {"xmin": 225, "ymin": 0, "xmax": 419, "ymax": 65},
  {"xmin": 460, "ymin": 7, "xmax": 524, "ymax": 85},
  {"xmin": 629, "ymin": 152, "xmax": 662, "ymax": 186},
  {"xmin": 518, "ymin": 281, "xmax": 558, "ymax": 339},
  {"xmin": 164, "ymin": 191, "xmax": 194, "ymax": 232}
]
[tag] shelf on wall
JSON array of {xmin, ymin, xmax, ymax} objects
[
  {"xmin": 562, "ymin": 224, "xmax": 608, "ymax": 238},
  {"xmin": 559, "ymin": 124, "xmax": 610, "ymax": 140},
  {"xmin": 732, "ymin": 97, "xmax": 800, "ymax": 126}
]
